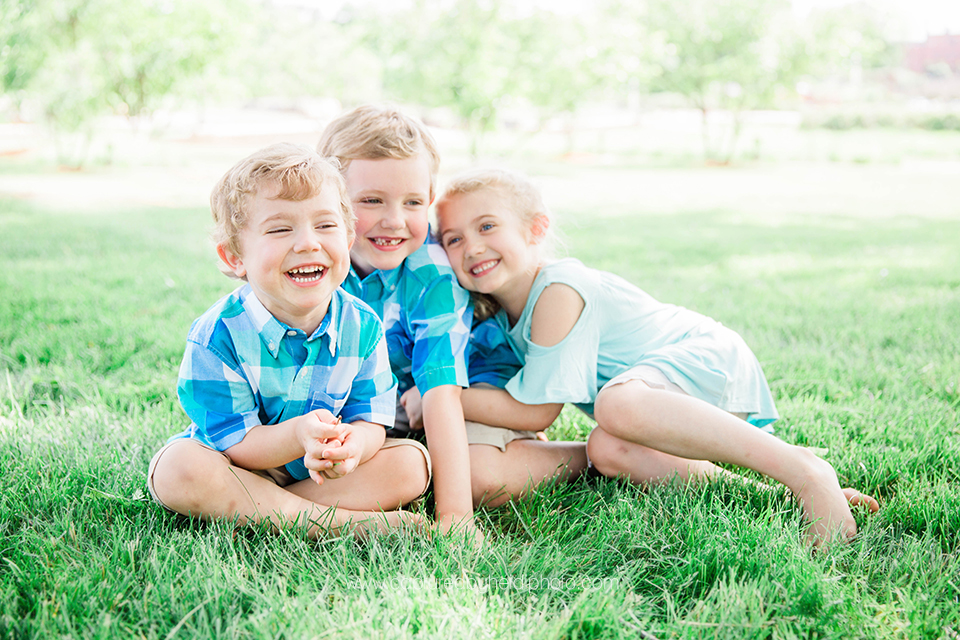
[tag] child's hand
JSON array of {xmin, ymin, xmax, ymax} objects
[
  {"xmin": 296, "ymin": 409, "xmax": 346, "ymax": 485},
  {"xmin": 318, "ymin": 422, "xmax": 364, "ymax": 479},
  {"xmin": 400, "ymin": 386, "xmax": 424, "ymax": 430}
]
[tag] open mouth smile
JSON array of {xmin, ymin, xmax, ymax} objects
[
  {"xmin": 369, "ymin": 237, "xmax": 406, "ymax": 248},
  {"xmin": 469, "ymin": 259, "xmax": 499, "ymax": 277},
  {"xmin": 286, "ymin": 265, "xmax": 326, "ymax": 283}
]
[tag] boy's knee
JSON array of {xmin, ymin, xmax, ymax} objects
[
  {"xmin": 151, "ymin": 440, "xmax": 226, "ymax": 508},
  {"xmin": 384, "ymin": 445, "xmax": 430, "ymax": 503}
]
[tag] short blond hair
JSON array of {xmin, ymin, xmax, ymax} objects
[
  {"xmin": 437, "ymin": 168, "xmax": 557, "ymax": 321},
  {"xmin": 317, "ymin": 104, "xmax": 441, "ymax": 197},
  {"xmin": 210, "ymin": 142, "xmax": 355, "ymax": 261}
]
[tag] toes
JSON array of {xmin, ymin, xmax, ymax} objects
[{"xmin": 842, "ymin": 488, "xmax": 880, "ymax": 513}]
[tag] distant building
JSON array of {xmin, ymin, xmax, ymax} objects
[{"xmin": 904, "ymin": 34, "xmax": 960, "ymax": 74}]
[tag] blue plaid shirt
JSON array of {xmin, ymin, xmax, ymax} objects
[
  {"xmin": 341, "ymin": 237, "xmax": 472, "ymax": 396},
  {"xmin": 468, "ymin": 317, "xmax": 523, "ymax": 388},
  {"xmin": 173, "ymin": 285, "xmax": 396, "ymax": 480}
]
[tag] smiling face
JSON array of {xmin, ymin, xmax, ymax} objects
[
  {"xmin": 218, "ymin": 181, "xmax": 352, "ymax": 334},
  {"xmin": 342, "ymin": 155, "xmax": 432, "ymax": 277},
  {"xmin": 436, "ymin": 189, "xmax": 544, "ymax": 317}
]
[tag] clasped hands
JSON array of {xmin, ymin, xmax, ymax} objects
[{"xmin": 295, "ymin": 409, "xmax": 360, "ymax": 485}]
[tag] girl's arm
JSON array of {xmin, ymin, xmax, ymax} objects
[
  {"xmin": 459, "ymin": 283, "xmax": 586, "ymax": 430},
  {"xmin": 529, "ymin": 283, "xmax": 585, "ymax": 347},
  {"xmin": 460, "ymin": 386, "xmax": 562, "ymax": 431}
]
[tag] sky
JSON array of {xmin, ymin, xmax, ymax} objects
[{"xmin": 299, "ymin": 0, "xmax": 960, "ymax": 41}]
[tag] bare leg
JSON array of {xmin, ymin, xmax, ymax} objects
[
  {"xmin": 151, "ymin": 440, "xmax": 422, "ymax": 537},
  {"xmin": 593, "ymin": 380, "xmax": 876, "ymax": 545},
  {"xmin": 288, "ymin": 444, "xmax": 429, "ymax": 511},
  {"xmin": 469, "ymin": 440, "xmax": 588, "ymax": 508}
]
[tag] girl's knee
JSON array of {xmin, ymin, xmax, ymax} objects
[
  {"xmin": 586, "ymin": 428, "xmax": 630, "ymax": 478},
  {"xmin": 593, "ymin": 382, "xmax": 653, "ymax": 439}
]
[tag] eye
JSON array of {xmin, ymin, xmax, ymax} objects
[
  {"xmin": 480, "ymin": 222, "xmax": 495, "ymax": 232},
  {"xmin": 316, "ymin": 221, "xmax": 338, "ymax": 230},
  {"xmin": 405, "ymin": 199, "xmax": 424, "ymax": 207},
  {"xmin": 358, "ymin": 197, "xmax": 382, "ymax": 205},
  {"xmin": 444, "ymin": 236, "xmax": 461, "ymax": 247},
  {"xmin": 266, "ymin": 227, "xmax": 291, "ymax": 235}
]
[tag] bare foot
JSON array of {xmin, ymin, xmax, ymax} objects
[
  {"xmin": 842, "ymin": 487, "xmax": 880, "ymax": 513},
  {"xmin": 792, "ymin": 454, "xmax": 859, "ymax": 547}
]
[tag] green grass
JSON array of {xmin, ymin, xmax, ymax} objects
[{"xmin": 1, "ymin": 182, "xmax": 959, "ymax": 639}]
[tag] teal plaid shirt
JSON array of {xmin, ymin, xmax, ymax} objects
[
  {"xmin": 173, "ymin": 285, "xmax": 396, "ymax": 480},
  {"xmin": 341, "ymin": 237, "xmax": 472, "ymax": 396}
]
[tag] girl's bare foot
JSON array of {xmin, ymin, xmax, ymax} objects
[
  {"xmin": 793, "ymin": 453, "xmax": 875, "ymax": 546},
  {"xmin": 842, "ymin": 487, "xmax": 880, "ymax": 513}
]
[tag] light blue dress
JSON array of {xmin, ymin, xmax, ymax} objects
[{"xmin": 497, "ymin": 259, "xmax": 779, "ymax": 428}]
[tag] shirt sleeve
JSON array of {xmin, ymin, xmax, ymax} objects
[
  {"xmin": 504, "ymin": 300, "xmax": 600, "ymax": 407},
  {"xmin": 410, "ymin": 272, "xmax": 473, "ymax": 393},
  {"xmin": 338, "ymin": 324, "xmax": 397, "ymax": 428},
  {"xmin": 176, "ymin": 338, "xmax": 262, "ymax": 451}
]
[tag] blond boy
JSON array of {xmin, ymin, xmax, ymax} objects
[
  {"xmin": 318, "ymin": 106, "xmax": 585, "ymax": 535},
  {"xmin": 148, "ymin": 143, "xmax": 429, "ymax": 537}
]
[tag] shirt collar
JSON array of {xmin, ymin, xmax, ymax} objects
[
  {"xmin": 349, "ymin": 262, "xmax": 402, "ymax": 293},
  {"xmin": 241, "ymin": 285, "xmax": 340, "ymax": 359}
]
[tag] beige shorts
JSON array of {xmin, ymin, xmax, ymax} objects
[
  {"xmin": 146, "ymin": 436, "xmax": 431, "ymax": 512},
  {"xmin": 465, "ymin": 420, "xmax": 537, "ymax": 451}
]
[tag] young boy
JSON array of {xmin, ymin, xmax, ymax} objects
[
  {"xmin": 148, "ymin": 143, "xmax": 430, "ymax": 537},
  {"xmin": 317, "ymin": 106, "xmax": 585, "ymax": 532}
]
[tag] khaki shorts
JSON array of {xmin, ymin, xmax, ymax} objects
[
  {"xmin": 464, "ymin": 420, "xmax": 537, "ymax": 451},
  {"xmin": 393, "ymin": 383, "xmax": 538, "ymax": 452},
  {"xmin": 146, "ymin": 436, "xmax": 431, "ymax": 512}
]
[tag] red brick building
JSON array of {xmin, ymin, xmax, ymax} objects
[{"xmin": 904, "ymin": 34, "xmax": 960, "ymax": 74}]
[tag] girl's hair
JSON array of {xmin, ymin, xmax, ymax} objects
[
  {"xmin": 210, "ymin": 143, "xmax": 355, "ymax": 276},
  {"xmin": 316, "ymin": 104, "xmax": 441, "ymax": 198},
  {"xmin": 437, "ymin": 168, "xmax": 557, "ymax": 322}
]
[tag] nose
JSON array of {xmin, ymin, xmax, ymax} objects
[
  {"xmin": 463, "ymin": 234, "xmax": 483, "ymax": 257},
  {"xmin": 293, "ymin": 227, "xmax": 323, "ymax": 253},
  {"xmin": 380, "ymin": 203, "xmax": 405, "ymax": 230}
]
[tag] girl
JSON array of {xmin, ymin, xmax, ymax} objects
[{"xmin": 434, "ymin": 168, "xmax": 878, "ymax": 546}]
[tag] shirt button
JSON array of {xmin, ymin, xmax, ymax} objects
[{"xmin": 287, "ymin": 330, "xmax": 297, "ymax": 336}]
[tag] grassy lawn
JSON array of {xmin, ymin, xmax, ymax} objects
[{"xmin": 1, "ymin": 151, "xmax": 959, "ymax": 638}]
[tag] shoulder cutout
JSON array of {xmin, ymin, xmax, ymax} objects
[{"xmin": 530, "ymin": 283, "xmax": 585, "ymax": 347}]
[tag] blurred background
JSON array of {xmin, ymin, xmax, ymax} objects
[{"xmin": 1, "ymin": 0, "xmax": 958, "ymax": 214}]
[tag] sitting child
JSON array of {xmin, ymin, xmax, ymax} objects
[
  {"xmin": 434, "ymin": 168, "xmax": 879, "ymax": 546},
  {"xmin": 148, "ymin": 143, "xmax": 429, "ymax": 537}
]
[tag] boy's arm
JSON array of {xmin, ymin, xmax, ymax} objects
[
  {"xmin": 459, "ymin": 386, "xmax": 562, "ymax": 431},
  {"xmin": 420, "ymin": 384, "xmax": 476, "ymax": 533},
  {"xmin": 225, "ymin": 409, "xmax": 344, "ymax": 480}
]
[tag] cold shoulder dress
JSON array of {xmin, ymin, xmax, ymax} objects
[{"xmin": 496, "ymin": 259, "xmax": 779, "ymax": 428}]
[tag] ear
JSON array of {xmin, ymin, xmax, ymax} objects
[
  {"xmin": 529, "ymin": 214, "xmax": 550, "ymax": 243},
  {"xmin": 217, "ymin": 243, "xmax": 246, "ymax": 279}
]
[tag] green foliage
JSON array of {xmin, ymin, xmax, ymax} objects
[
  {"xmin": 622, "ymin": 0, "xmax": 808, "ymax": 162},
  {"xmin": 2, "ymin": 0, "xmax": 244, "ymax": 166}
]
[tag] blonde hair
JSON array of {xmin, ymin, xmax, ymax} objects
[
  {"xmin": 210, "ymin": 142, "xmax": 355, "ymax": 267},
  {"xmin": 317, "ymin": 104, "xmax": 441, "ymax": 197},
  {"xmin": 437, "ymin": 168, "xmax": 556, "ymax": 321}
]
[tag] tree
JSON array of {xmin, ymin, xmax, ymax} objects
[
  {"xmin": 2, "ymin": 0, "xmax": 243, "ymax": 166},
  {"xmin": 616, "ymin": 0, "xmax": 809, "ymax": 163}
]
